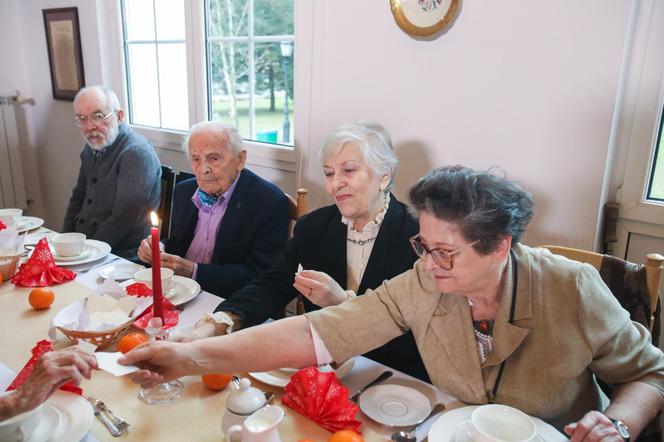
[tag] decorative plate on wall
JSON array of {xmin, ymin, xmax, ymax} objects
[{"xmin": 390, "ymin": 0, "xmax": 459, "ymax": 38}]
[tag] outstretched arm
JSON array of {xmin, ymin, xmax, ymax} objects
[{"xmin": 120, "ymin": 316, "xmax": 316, "ymax": 388}]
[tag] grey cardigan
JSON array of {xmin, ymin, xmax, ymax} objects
[{"xmin": 63, "ymin": 123, "xmax": 161, "ymax": 254}]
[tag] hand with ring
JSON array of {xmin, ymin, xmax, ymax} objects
[{"xmin": 294, "ymin": 269, "xmax": 348, "ymax": 307}]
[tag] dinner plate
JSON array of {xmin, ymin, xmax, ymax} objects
[
  {"xmin": 53, "ymin": 240, "xmax": 111, "ymax": 266},
  {"xmin": 52, "ymin": 245, "xmax": 91, "ymax": 262},
  {"xmin": 359, "ymin": 384, "xmax": 431, "ymax": 427},
  {"xmin": 15, "ymin": 216, "xmax": 44, "ymax": 234},
  {"xmin": 251, "ymin": 358, "xmax": 356, "ymax": 388},
  {"xmin": 98, "ymin": 262, "xmax": 144, "ymax": 281},
  {"xmin": 33, "ymin": 390, "xmax": 93, "ymax": 442},
  {"xmin": 120, "ymin": 275, "xmax": 201, "ymax": 306},
  {"xmin": 428, "ymin": 406, "xmax": 567, "ymax": 442}
]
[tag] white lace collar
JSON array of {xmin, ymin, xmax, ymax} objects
[{"xmin": 342, "ymin": 193, "xmax": 390, "ymax": 238}]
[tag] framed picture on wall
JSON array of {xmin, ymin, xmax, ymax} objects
[
  {"xmin": 390, "ymin": 0, "xmax": 459, "ymax": 38},
  {"xmin": 42, "ymin": 7, "xmax": 85, "ymax": 101}
]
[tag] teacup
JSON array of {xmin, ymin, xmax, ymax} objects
[
  {"xmin": 0, "ymin": 208, "xmax": 23, "ymax": 227},
  {"xmin": 134, "ymin": 267, "xmax": 174, "ymax": 291},
  {"xmin": 51, "ymin": 232, "xmax": 87, "ymax": 257},
  {"xmin": 0, "ymin": 392, "xmax": 44, "ymax": 441},
  {"xmin": 464, "ymin": 404, "xmax": 537, "ymax": 442}
]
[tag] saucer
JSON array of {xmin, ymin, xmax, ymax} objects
[
  {"xmin": 52, "ymin": 240, "xmax": 112, "ymax": 266},
  {"xmin": 52, "ymin": 245, "xmax": 90, "ymax": 262},
  {"xmin": 120, "ymin": 275, "xmax": 201, "ymax": 306},
  {"xmin": 26, "ymin": 404, "xmax": 61, "ymax": 442},
  {"xmin": 428, "ymin": 406, "xmax": 567, "ymax": 442},
  {"xmin": 99, "ymin": 262, "xmax": 144, "ymax": 281},
  {"xmin": 15, "ymin": 216, "xmax": 44, "ymax": 234},
  {"xmin": 35, "ymin": 390, "xmax": 93, "ymax": 442},
  {"xmin": 359, "ymin": 384, "xmax": 431, "ymax": 427}
]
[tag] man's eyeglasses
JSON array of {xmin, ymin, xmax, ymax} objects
[
  {"xmin": 409, "ymin": 235, "xmax": 480, "ymax": 270},
  {"xmin": 74, "ymin": 111, "xmax": 116, "ymax": 127}
]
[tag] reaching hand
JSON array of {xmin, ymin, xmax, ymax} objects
[
  {"xmin": 564, "ymin": 411, "xmax": 624, "ymax": 442},
  {"xmin": 293, "ymin": 269, "xmax": 348, "ymax": 307},
  {"xmin": 137, "ymin": 236, "xmax": 165, "ymax": 264},
  {"xmin": 159, "ymin": 253, "xmax": 195, "ymax": 278},
  {"xmin": 119, "ymin": 341, "xmax": 199, "ymax": 389}
]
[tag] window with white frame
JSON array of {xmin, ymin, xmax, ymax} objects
[
  {"xmin": 120, "ymin": 0, "xmax": 294, "ymax": 147},
  {"xmin": 646, "ymin": 108, "xmax": 664, "ymax": 201}
]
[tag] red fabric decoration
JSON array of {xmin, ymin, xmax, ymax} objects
[
  {"xmin": 282, "ymin": 366, "xmax": 362, "ymax": 433},
  {"xmin": 125, "ymin": 282, "xmax": 153, "ymax": 297},
  {"xmin": 6, "ymin": 340, "xmax": 82, "ymax": 395},
  {"xmin": 133, "ymin": 297, "xmax": 179, "ymax": 330},
  {"xmin": 0, "ymin": 220, "xmax": 6, "ymax": 231},
  {"xmin": 12, "ymin": 238, "xmax": 76, "ymax": 287}
]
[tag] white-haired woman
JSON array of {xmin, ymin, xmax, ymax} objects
[
  {"xmin": 137, "ymin": 121, "xmax": 289, "ymax": 297},
  {"xmin": 182, "ymin": 122, "xmax": 429, "ymax": 381}
]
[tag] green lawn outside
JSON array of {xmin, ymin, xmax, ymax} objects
[
  {"xmin": 212, "ymin": 95, "xmax": 294, "ymax": 146},
  {"xmin": 650, "ymin": 132, "xmax": 664, "ymax": 200}
]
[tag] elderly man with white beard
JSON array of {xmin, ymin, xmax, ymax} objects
[{"xmin": 63, "ymin": 86, "xmax": 161, "ymax": 258}]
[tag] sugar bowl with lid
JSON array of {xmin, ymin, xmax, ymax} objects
[{"xmin": 222, "ymin": 377, "xmax": 267, "ymax": 439}]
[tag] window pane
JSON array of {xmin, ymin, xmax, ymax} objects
[
  {"xmin": 647, "ymin": 111, "xmax": 664, "ymax": 201},
  {"xmin": 155, "ymin": 0, "xmax": 185, "ymax": 40},
  {"xmin": 207, "ymin": 0, "xmax": 248, "ymax": 38},
  {"xmin": 253, "ymin": 42, "xmax": 293, "ymax": 145},
  {"xmin": 254, "ymin": 0, "xmax": 293, "ymax": 36},
  {"xmin": 209, "ymin": 42, "xmax": 250, "ymax": 136},
  {"xmin": 158, "ymin": 43, "xmax": 189, "ymax": 131},
  {"xmin": 127, "ymin": 44, "xmax": 160, "ymax": 127},
  {"xmin": 124, "ymin": 0, "xmax": 155, "ymax": 41}
]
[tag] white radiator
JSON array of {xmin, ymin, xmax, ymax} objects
[{"xmin": 0, "ymin": 92, "xmax": 28, "ymax": 209}]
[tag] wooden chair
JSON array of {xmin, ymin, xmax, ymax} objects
[
  {"xmin": 540, "ymin": 245, "xmax": 663, "ymax": 331},
  {"xmin": 158, "ymin": 165, "xmax": 175, "ymax": 237},
  {"xmin": 284, "ymin": 188, "xmax": 309, "ymax": 315}
]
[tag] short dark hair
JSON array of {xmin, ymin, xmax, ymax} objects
[{"xmin": 408, "ymin": 165, "xmax": 534, "ymax": 254}]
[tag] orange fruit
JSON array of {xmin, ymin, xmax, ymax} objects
[
  {"xmin": 28, "ymin": 288, "xmax": 55, "ymax": 310},
  {"xmin": 0, "ymin": 273, "xmax": 3, "ymax": 285},
  {"xmin": 298, "ymin": 440, "xmax": 317, "ymax": 442},
  {"xmin": 117, "ymin": 332, "xmax": 149, "ymax": 354},
  {"xmin": 202, "ymin": 373, "xmax": 234, "ymax": 390},
  {"xmin": 328, "ymin": 431, "xmax": 364, "ymax": 442}
]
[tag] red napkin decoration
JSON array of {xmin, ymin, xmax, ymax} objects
[
  {"xmin": 0, "ymin": 220, "xmax": 6, "ymax": 231},
  {"xmin": 125, "ymin": 282, "xmax": 153, "ymax": 297},
  {"xmin": 133, "ymin": 298, "xmax": 179, "ymax": 330},
  {"xmin": 6, "ymin": 340, "xmax": 82, "ymax": 396},
  {"xmin": 282, "ymin": 366, "xmax": 362, "ymax": 433},
  {"xmin": 12, "ymin": 238, "xmax": 76, "ymax": 287}
]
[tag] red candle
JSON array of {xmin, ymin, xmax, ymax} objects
[{"xmin": 150, "ymin": 212, "xmax": 164, "ymax": 321}]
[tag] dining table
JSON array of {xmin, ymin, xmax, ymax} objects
[{"xmin": 0, "ymin": 226, "xmax": 462, "ymax": 442}]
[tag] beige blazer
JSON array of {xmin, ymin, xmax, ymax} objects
[{"xmin": 307, "ymin": 243, "xmax": 664, "ymax": 430}]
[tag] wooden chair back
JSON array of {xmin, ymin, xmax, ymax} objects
[
  {"xmin": 284, "ymin": 188, "xmax": 309, "ymax": 315},
  {"xmin": 540, "ymin": 245, "xmax": 664, "ymax": 331},
  {"xmin": 158, "ymin": 165, "xmax": 175, "ymax": 237}
]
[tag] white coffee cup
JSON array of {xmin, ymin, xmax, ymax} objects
[
  {"xmin": 0, "ymin": 208, "xmax": 23, "ymax": 227},
  {"xmin": 0, "ymin": 392, "xmax": 44, "ymax": 442},
  {"xmin": 465, "ymin": 404, "xmax": 537, "ymax": 442},
  {"xmin": 51, "ymin": 232, "xmax": 87, "ymax": 257},
  {"xmin": 134, "ymin": 267, "xmax": 174, "ymax": 291}
]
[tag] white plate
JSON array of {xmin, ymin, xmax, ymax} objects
[
  {"xmin": 250, "ymin": 358, "xmax": 356, "ymax": 388},
  {"xmin": 428, "ymin": 406, "xmax": 568, "ymax": 442},
  {"xmin": 120, "ymin": 275, "xmax": 201, "ymax": 306},
  {"xmin": 15, "ymin": 216, "xmax": 44, "ymax": 234},
  {"xmin": 52, "ymin": 245, "xmax": 91, "ymax": 262},
  {"xmin": 33, "ymin": 390, "xmax": 93, "ymax": 442},
  {"xmin": 359, "ymin": 384, "xmax": 431, "ymax": 427},
  {"xmin": 53, "ymin": 240, "xmax": 111, "ymax": 266},
  {"xmin": 98, "ymin": 262, "xmax": 144, "ymax": 281}
]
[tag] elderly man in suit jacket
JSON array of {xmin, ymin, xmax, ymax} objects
[{"xmin": 138, "ymin": 121, "xmax": 289, "ymax": 297}]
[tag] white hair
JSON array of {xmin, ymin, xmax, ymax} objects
[
  {"xmin": 184, "ymin": 121, "xmax": 244, "ymax": 154},
  {"xmin": 74, "ymin": 86, "xmax": 121, "ymax": 113},
  {"xmin": 319, "ymin": 121, "xmax": 398, "ymax": 191}
]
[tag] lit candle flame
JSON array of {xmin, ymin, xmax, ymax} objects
[{"xmin": 150, "ymin": 211, "xmax": 159, "ymax": 227}]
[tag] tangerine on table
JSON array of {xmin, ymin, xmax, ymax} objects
[
  {"xmin": 117, "ymin": 332, "xmax": 149, "ymax": 354},
  {"xmin": 328, "ymin": 430, "xmax": 364, "ymax": 442},
  {"xmin": 202, "ymin": 373, "xmax": 234, "ymax": 390},
  {"xmin": 28, "ymin": 288, "xmax": 55, "ymax": 310}
]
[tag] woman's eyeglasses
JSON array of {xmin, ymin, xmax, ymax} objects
[
  {"xmin": 409, "ymin": 235, "xmax": 479, "ymax": 270},
  {"xmin": 74, "ymin": 111, "xmax": 116, "ymax": 127}
]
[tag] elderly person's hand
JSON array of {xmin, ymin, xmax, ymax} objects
[
  {"xmin": 120, "ymin": 341, "xmax": 200, "ymax": 389},
  {"xmin": 137, "ymin": 235, "xmax": 164, "ymax": 264},
  {"xmin": 1, "ymin": 348, "xmax": 97, "ymax": 421},
  {"xmin": 564, "ymin": 411, "xmax": 624, "ymax": 442},
  {"xmin": 159, "ymin": 252, "xmax": 195, "ymax": 278},
  {"xmin": 294, "ymin": 269, "xmax": 350, "ymax": 307}
]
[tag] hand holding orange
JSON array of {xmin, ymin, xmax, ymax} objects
[{"xmin": 28, "ymin": 288, "xmax": 55, "ymax": 310}]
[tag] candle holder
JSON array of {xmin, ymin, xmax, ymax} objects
[{"xmin": 138, "ymin": 317, "xmax": 185, "ymax": 405}]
